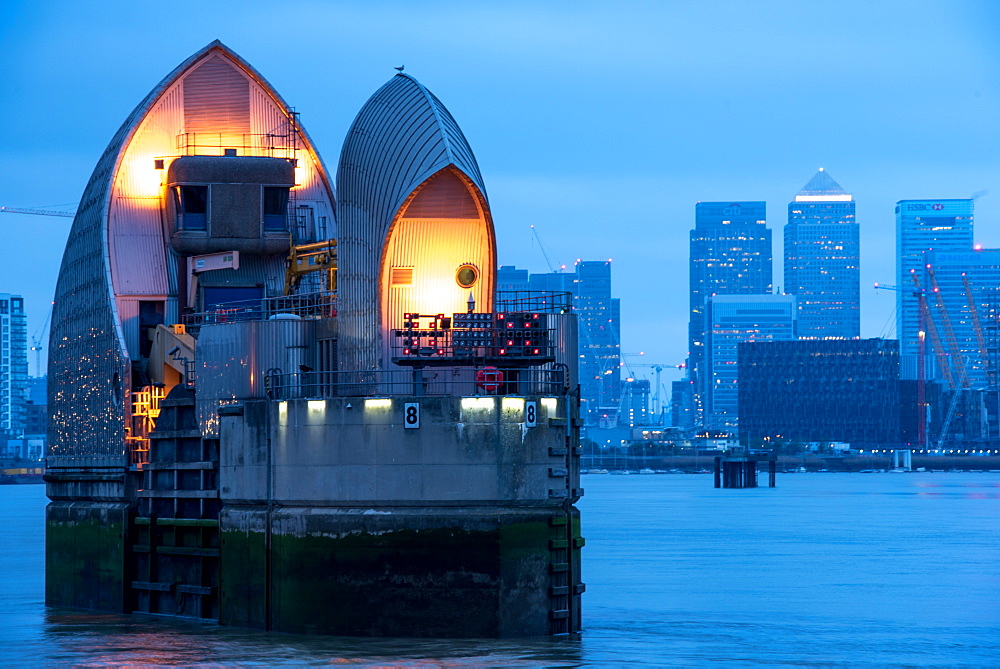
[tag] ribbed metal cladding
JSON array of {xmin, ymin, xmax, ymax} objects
[
  {"xmin": 195, "ymin": 319, "xmax": 316, "ymax": 436},
  {"xmin": 48, "ymin": 41, "xmax": 335, "ymax": 463},
  {"xmin": 48, "ymin": 111, "xmax": 135, "ymax": 464},
  {"xmin": 183, "ymin": 55, "xmax": 251, "ymax": 135},
  {"xmin": 336, "ymin": 74, "xmax": 495, "ymax": 372}
]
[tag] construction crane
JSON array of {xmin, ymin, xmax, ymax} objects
[
  {"xmin": 919, "ymin": 268, "xmax": 979, "ymax": 448},
  {"xmin": 529, "ymin": 225, "xmax": 566, "ymax": 273},
  {"xmin": 926, "ymin": 265, "xmax": 971, "ymax": 389},
  {"xmin": 630, "ymin": 362, "xmax": 680, "ymax": 423},
  {"xmin": 879, "ymin": 273, "xmax": 978, "ymax": 449},
  {"xmin": 30, "ymin": 304, "xmax": 53, "ymax": 377},
  {"xmin": 621, "ymin": 352, "xmax": 684, "ymax": 425},
  {"xmin": 962, "ymin": 272, "xmax": 991, "ymax": 387},
  {"xmin": 0, "ymin": 206, "xmax": 75, "ymax": 218}
]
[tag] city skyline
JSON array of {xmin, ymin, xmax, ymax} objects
[{"xmin": 2, "ymin": 1, "xmax": 1000, "ymax": 389}]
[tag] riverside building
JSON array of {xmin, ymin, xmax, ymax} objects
[{"xmin": 738, "ymin": 338, "xmax": 901, "ymax": 447}]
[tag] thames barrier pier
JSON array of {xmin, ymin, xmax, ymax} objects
[{"xmin": 45, "ymin": 41, "xmax": 583, "ymax": 636}]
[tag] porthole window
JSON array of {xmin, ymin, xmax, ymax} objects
[{"xmin": 456, "ymin": 264, "xmax": 478, "ymax": 289}]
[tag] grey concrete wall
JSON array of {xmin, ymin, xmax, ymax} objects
[{"xmin": 220, "ymin": 395, "xmax": 577, "ymax": 506}]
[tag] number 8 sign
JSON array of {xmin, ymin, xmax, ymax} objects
[
  {"xmin": 404, "ymin": 402, "xmax": 420, "ymax": 429},
  {"xmin": 525, "ymin": 401, "xmax": 537, "ymax": 428}
]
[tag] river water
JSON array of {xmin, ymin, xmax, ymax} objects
[{"xmin": 2, "ymin": 472, "xmax": 998, "ymax": 666}]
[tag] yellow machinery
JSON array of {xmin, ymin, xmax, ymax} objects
[{"xmin": 285, "ymin": 239, "xmax": 337, "ymax": 294}]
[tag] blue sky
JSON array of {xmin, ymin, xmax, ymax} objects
[{"xmin": 2, "ymin": 0, "xmax": 999, "ymax": 383}]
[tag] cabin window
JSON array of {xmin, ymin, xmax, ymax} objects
[
  {"xmin": 263, "ymin": 187, "xmax": 290, "ymax": 231},
  {"xmin": 175, "ymin": 186, "xmax": 208, "ymax": 231}
]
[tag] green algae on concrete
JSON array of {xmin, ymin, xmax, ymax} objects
[
  {"xmin": 218, "ymin": 506, "xmax": 565, "ymax": 637},
  {"xmin": 45, "ymin": 501, "xmax": 129, "ymax": 612}
]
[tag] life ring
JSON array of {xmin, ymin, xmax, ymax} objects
[{"xmin": 476, "ymin": 366, "xmax": 504, "ymax": 393}]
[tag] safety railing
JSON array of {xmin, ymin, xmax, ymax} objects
[
  {"xmin": 184, "ymin": 291, "xmax": 336, "ymax": 327},
  {"xmin": 265, "ymin": 366, "xmax": 568, "ymax": 400},
  {"xmin": 496, "ymin": 290, "xmax": 573, "ymax": 313},
  {"xmin": 175, "ymin": 131, "xmax": 298, "ymax": 159}
]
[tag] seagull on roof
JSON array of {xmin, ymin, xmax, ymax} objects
[{"xmin": 394, "ymin": 65, "xmax": 405, "ymax": 72}]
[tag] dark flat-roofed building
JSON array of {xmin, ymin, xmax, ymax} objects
[{"xmin": 739, "ymin": 338, "xmax": 901, "ymax": 447}]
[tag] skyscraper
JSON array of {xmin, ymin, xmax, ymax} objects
[
  {"xmin": 785, "ymin": 169, "xmax": 859, "ymax": 338},
  {"xmin": 688, "ymin": 201, "xmax": 772, "ymax": 426},
  {"xmin": 0, "ymin": 294, "xmax": 28, "ymax": 440},
  {"xmin": 896, "ymin": 199, "xmax": 974, "ymax": 378},
  {"xmin": 703, "ymin": 294, "xmax": 795, "ymax": 430},
  {"xmin": 496, "ymin": 265, "xmax": 529, "ymax": 292},
  {"xmin": 571, "ymin": 261, "xmax": 620, "ymax": 424},
  {"xmin": 496, "ymin": 262, "xmax": 621, "ymax": 425}
]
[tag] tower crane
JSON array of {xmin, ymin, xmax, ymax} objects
[
  {"xmin": 621, "ymin": 352, "xmax": 684, "ymax": 426},
  {"xmin": 0, "ymin": 206, "xmax": 75, "ymax": 218},
  {"xmin": 926, "ymin": 265, "xmax": 971, "ymax": 389},
  {"xmin": 919, "ymin": 268, "xmax": 977, "ymax": 448},
  {"xmin": 529, "ymin": 225, "xmax": 566, "ymax": 273},
  {"xmin": 31, "ymin": 304, "xmax": 53, "ymax": 377},
  {"xmin": 877, "ymin": 272, "xmax": 979, "ymax": 449},
  {"xmin": 962, "ymin": 273, "xmax": 991, "ymax": 388}
]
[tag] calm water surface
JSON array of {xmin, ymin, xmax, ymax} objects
[{"xmin": 2, "ymin": 472, "xmax": 998, "ymax": 666}]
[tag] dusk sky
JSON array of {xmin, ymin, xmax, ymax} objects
[{"xmin": 3, "ymin": 0, "xmax": 1000, "ymax": 388}]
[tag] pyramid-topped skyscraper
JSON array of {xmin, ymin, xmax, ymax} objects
[
  {"xmin": 785, "ymin": 169, "xmax": 859, "ymax": 338},
  {"xmin": 795, "ymin": 168, "xmax": 852, "ymax": 199}
]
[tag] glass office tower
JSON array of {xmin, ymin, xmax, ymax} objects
[
  {"xmin": 785, "ymin": 169, "xmax": 859, "ymax": 338},
  {"xmin": 688, "ymin": 201, "xmax": 772, "ymax": 426},
  {"xmin": 703, "ymin": 294, "xmax": 795, "ymax": 430},
  {"xmin": 496, "ymin": 262, "xmax": 621, "ymax": 425},
  {"xmin": 896, "ymin": 199, "xmax": 973, "ymax": 378}
]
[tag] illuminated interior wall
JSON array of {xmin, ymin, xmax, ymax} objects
[
  {"xmin": 380, "ymin": 169, "xmax": 495, "ymax": 365},
  {"xmin": 108, "ymin": 44, "xmax": 334, "ymax": 361}
]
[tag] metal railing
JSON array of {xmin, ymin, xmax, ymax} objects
[
  {"xmin": 175, "ymin": 132, "xmax": 298, "ymax": 159},
  {"xmin": 391, "ymin": 326, "xmax": 556, "ymax": 365},
  {"xmin": 265, "ymin": 366, "xmax": 568, "ymax": 400},
  {"xmin": 184, "ymin": 291, "xmax": 336, "ymax": 327},
  {"xmin": 496, "ymin": 290, "xmax": 573, "ymax": 313}
]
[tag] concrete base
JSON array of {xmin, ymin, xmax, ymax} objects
[
  {"xmin": 220, "ymin": 505, "xmax": 582, "ymax": 637},
  {"xmin": 45, "ymin": 501, "xmax": 130, "ymax": 612}
]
